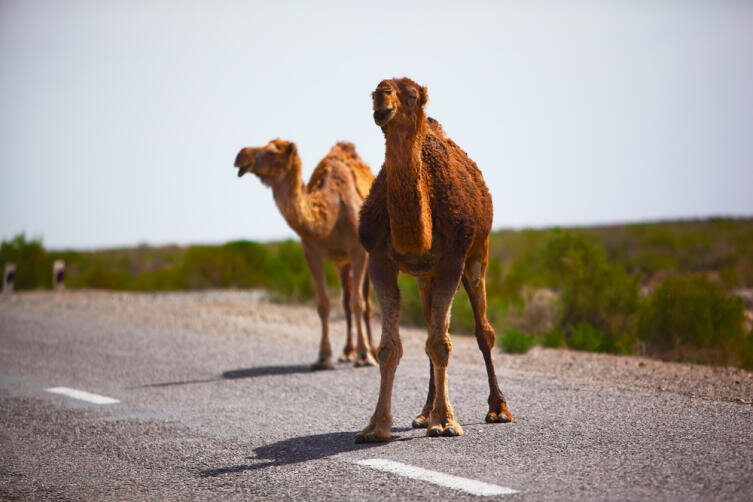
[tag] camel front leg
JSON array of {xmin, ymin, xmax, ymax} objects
[
  {"xmin": 354, "ymin": 251, "xmax": 401, "ymax": 443},
  {"xmin": 425, "ymin": 256, "xmax": 465, "ymax": 438},
  {"xmin": 350, "ymin": 250, "xmax": 377, "ymax": 367},
  {"xmin": 462, "ymin": 261, "xmax": 513, "ymax": 423},
  {"xmin": 302, "ymin": 242, "xmax": 333, "ymax": 370},
  {"xmin": 412, "ymin": 276, "xmax": 435, "ymax": 428}
]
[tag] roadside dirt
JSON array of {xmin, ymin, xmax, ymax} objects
[{"xmin": 2, "ymin": 290, "xmax": 751, "ymax": 408}]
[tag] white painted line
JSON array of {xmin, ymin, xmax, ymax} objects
[
  {"xmin": 46, "ymin": 387, "xmax": 120, "ymax": 405},
  {"xmin": 355, "ymin": 458, "xmax": 518, "ymax": 497}
]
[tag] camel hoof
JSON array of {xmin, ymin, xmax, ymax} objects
[
  {"xmin": 354, "ymin": 431, "xmax": 390, "ymax": 443},
  {"xmin": 354, "ymin": 353, "xmax": 377, "ymax": 367},
  {"xmin": 443, "ymin": 426, "xmax": 461, "ymax": 437},
  {"xmin": 485, "ymin": 411, "xmax": 513, "ymax": 423},
  {"xmin": 411, "ymin": 417, "xmax": 428, "ymax": 429},
  {"xmin": 427, "ymin": 426, "xmax": 442, "ymax": 437},
  {"xmin": 311, "ymin": 359, "xmax": 334, "ymax": 371}
]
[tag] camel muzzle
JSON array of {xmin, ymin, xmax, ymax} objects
[
  {"xmin": 373, "ymin": 108, "xmax": 396, "ymax": 126},
  {"xmin": 234, "ymin": 148, "xmax": 261, "ymax": 177}
]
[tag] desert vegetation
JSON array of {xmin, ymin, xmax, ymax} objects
[{"xmin": 3, "ymin": 217, "xmax": 753, "ymax": 369}]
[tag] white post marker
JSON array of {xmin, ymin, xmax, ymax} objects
[
  {"xmin": 355, "ymin": 458, "xmax": 518, "ymax": 497},
  {"xmin": 46, "ymin": 387, "xmax": 120, "ymax": 405},
  {"xmin": 52, "ymin": 260, "xmax": 65, "ymax": 290},
  {"xmin": 2, "ymin": 263, "xmax": 15, "ymax": 293}
]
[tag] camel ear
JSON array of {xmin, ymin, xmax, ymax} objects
[
  {"xmin": 419, "ymin": 86, "xmax": 428, "ymax": 106},
  {"xmin": 287, "ymin": 142, "xmax": 297, "ymax": 157}
]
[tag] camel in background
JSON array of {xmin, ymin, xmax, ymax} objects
[
  {"xmin": 355, "ymin": 78, "xmax": 513, "ymax": 442},
  {"xmin": 234, "ymin": 139, "xmax": 377, "ymax": 369}
]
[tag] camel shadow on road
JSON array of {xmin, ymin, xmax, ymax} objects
[
  {"xmin": 138, "ymin": 364, "xmax": 346, "ymax": 388},
  {"xmin": 198, "ymin": 429, "xmax": 413, "ymax": 478},
  {"xmin": 221, "ymin": 364, "xmax": 345, "ymax": 379}
]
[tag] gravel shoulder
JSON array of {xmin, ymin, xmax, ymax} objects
[{"xmin": 2, "ymin": 290, "xmax": 751, "ymax": 408}]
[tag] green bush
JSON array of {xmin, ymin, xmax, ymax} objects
[
  {"xmin": 4, "ymin": 218, "xmax": 753, "ymax": 370},
  {"xmin": 636, "ymin": 275, "xmax": 747, "ymax": 366},
  {"xmin": 397, "ymin": 275, "xmax": 425, "ymax": 327},
  {"xmin": 568, "ymin": 323, "xmax": 605, "ymax": 352},
  {"xmin": 541, "ymin": 329, "xmax": 566, "ymax": 348},
  {"xmin": 450, "ymin": 287, "xmax": 477, "ymax": 335},
  {"xmin": 497, "ymin": 329, "xmax": 537, "ymax": 354},
  {"xmin": 259, "ymin": 240, "xmax": 315, "ymax": 301},
  {"xmin": 0, "ymin": 234, "xmax": 52, "ymax": 290},
  {"xmin": 542, "ymin": 231, "xmax": 640, "ymax": 350},
  {"xmin": 74, "ymin": 264, "xmax": 131, "ymax": 290}
]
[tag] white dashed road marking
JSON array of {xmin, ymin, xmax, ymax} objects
[
  {"xmin": 46, "ymin": 387, "xmax": 120, "ymax": 405},
  {"xmin": 355, "ymin": 458, "xmax": 518, "ymax": 497}
]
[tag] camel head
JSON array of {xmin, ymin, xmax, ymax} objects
[
  {"xmin": 372, "ymin": 78, "xmax": 428, "ymax": 129},
  {"xmin": 234, "ymin": 138, "xmax": 299, "ymax": 185}
]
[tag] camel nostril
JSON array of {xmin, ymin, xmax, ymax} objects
[{"xmin": 373, "ymin": 109, "xmax": 393, "ymax": 123}]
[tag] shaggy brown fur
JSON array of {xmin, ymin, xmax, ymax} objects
[
  {"xmin": 234, "ymin": 139, "xmax": 377, "ymax": 369},
  {"xmin": 355, "ymin": 78, "xmax": 513, "ymax": 442}
]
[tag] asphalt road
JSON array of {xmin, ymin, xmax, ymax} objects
[{"xmin": 1, "ymin": 291, "xmax": 752, "ymax": 501}]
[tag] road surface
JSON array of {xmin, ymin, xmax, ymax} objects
[{"xmin": 1, "ymin": 291, "xmax": 752, "ymax": 500}]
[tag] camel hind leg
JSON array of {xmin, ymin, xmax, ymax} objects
[
  {"xmin": 424, "ymin": 256, "xmax": 465, "ymax": 438},
  {"xmin": 337, "ymin": 264, "xmax": 356, "ymax": 362},
  {"xmin": 362, "ymin": 272, "xmax": 376, "ymax": 356},
  {"xmin": 350, "ymin": 249, "xmax": 377, "ymax": 367},
  {"xmin": 462, "ymin": 259, "xmax": 513, "ymax": 423}
]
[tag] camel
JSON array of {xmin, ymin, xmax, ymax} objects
[
  {"xmin": 355, "ymin": 78, "xmax": 514, "ymax": 442},
  {"xmin": 234, "ymin": 139, "xmax": 377, "ymax": 369}
]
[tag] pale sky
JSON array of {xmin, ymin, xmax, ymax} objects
[{"xmin": 1, "ymin": 0, "xmax": 752, "ymax": 249}]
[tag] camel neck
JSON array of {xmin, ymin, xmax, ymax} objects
[
  {"xmin": 383, "ymin": 118, "xmax": 432, "ymax": 256},
  {"xmin": 271, "ymin": 162, "xmax": 310, "ymax": 236}
]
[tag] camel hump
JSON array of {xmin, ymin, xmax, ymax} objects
[
  {"xmin": 333, "ymin": 141, "xmax": 356, "ymax": 154},
  {"xmin": 328, "ymin": 142, "xmax": 375, "ymax": 200},
  {"xmin": 307, "ymin": 142, "xmax": 375, "ymax": 199},
  {"xmin": 426, "ymin": 117, "xmax": 446, "ymax": 138},
  {"xmin": 306, "ymin": 143, "xmax": 356, "ymax": 192}
]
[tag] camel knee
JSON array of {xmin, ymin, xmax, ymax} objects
[
  {"xmin": 349, "ymin": 294, "xmax": 365, "ymax": 317},
  {"xmin": 377, "ymin": 341, "xmax": 403, "ymax": 367},
  {"xmin": 316, "ymin": 300, "xmax": 330, "ymax": 320},
  {"xmin": 468, "ymin": 261, "xmax": 483, "ymax": 288},
  {"xmin": 363, "ymin": 296, "xmax": 373, "ymax": 318},
  {"xmin": 426, "ymin": 338, "xmax": 452, "ymax": 367},
  {"xmin": 477, "ymin": 322, "xmax": 495, "ymax": 350}
]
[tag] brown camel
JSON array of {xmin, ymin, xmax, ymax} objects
[
  {"xmin": 234, "ymin": 139, "xmax": 377, "ymax": 369},
  {"xmin": 355, "ymin": 78, "xmax": 514, "ymax": 442}
]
